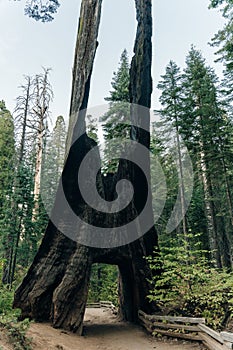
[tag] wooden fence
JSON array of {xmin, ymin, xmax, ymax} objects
[
  {"xmin": 86, "ymin": 301, "xmax": 117, "ymax": 313},
  {"xmin": 138, "ymin": 310, "xmax": 233, "ymax": 350}
]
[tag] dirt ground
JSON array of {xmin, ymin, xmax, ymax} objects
[{"xmin": 0, "ymin": 308, "xmax": 207, "ymax": 350}]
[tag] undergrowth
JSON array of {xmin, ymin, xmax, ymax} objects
[
  {"xmin": 0, "ymin": 316, "xmax": 31, "ymax": 350},
  {"xmin": 147, "ymin": 234, "xmax": 233, "ymax": 330},
  {"xmin": 0, "ymin": 273, "xmax": 32, "ymax": 350}
]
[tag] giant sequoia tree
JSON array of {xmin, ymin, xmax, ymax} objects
[{"xmin": 14, "ymin": 0, "xmax": 159, "ymax": 334}]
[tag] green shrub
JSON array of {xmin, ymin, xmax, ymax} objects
[
  {"xmin": 147, "ymin": 234, "xmax": 233, "ymax": 329},
  {"xmin": 0, "ymin": 261, "xmax": 31, "ymax": 349},
  {"xmin": 0, "ymin": 316, "xmax": 31, "ymax": 350},
  {"xmin": 0, "ymin": 285, "xmax": 15, "ymax": 316}
]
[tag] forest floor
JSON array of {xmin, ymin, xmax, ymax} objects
[{"xmin": 0, "ymin": 308, "xmax": 207, "ymax": 350}]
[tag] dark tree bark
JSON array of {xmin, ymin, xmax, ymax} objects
[{"xmin": 14, "ymin": 0, "xmax": 159, "ymax": 334}]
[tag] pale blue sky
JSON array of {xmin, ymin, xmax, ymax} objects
[{"xmin": 0, "ymin": 0, "xmax": 225, "ymax": 124}]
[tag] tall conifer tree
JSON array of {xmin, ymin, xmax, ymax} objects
[{"xmin": 101, "ymin": 49, "xmax": 130, "ymax": 173}]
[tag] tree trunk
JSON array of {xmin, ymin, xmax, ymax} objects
[
  {"xmin": 66, "ymin": 0, "xmax": 103, "ymax": 155},
  {"xmin": 14, "ymin": 0, "xmax": 159, "ymax": 334},
  {"xmin": 174, "ymin": 114, "xmax": 188, "ymax": 244},
  {"xmin": 200, "ymin": 147, "xmax": 221, "ymax": 267},
  {"xmin": 32, "ymin": 121, "xmax": 43, "ymax": 218}
]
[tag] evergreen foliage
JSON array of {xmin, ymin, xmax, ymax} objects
[
  {"xmin": 154, "ymin": 47, "xmax": 233, "ymax": 269},
  {"xmin": 24, "ymin": 0, "xmax": 60, "ymax": 22},
  {"xmin": 0, "ymin": 101, "xmax": 15, "ymax": 208},
  {"xmin": 41, "ymin": 115, "xmax": 66, "ymax": 214},
  {"xmin": 210, "ymin": 0, "xmax": 233, "ymax": 72},
  {"xmin": 88, "ymin": 264, "xmax": 118, "ymax": 305},
  {"xmin": 101, "ymin": 49, "xmax": 131, "ymax": 173},
  {"xmin": 0, "ymin": 70, "xmax": 54, "ymax": 285},
  {"xmin": 181, "ymin": 47, "xmax": 233, "ymax": 268},
  {"xmin": 0, "ymin": 101, "xmax": 16, "ymax": 284},
  {"xmin": 147, "ymin": 234, "xmax": 233, "ymax": 329},
  {"xmin": 86, "ymin": 115, "xmax": 98, "ymax": 142},
  {"xmin": 210, "ymin": 0, "xmax": 233, "ymax": 103}
]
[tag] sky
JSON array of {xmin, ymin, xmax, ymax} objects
[{"xmin": 0, "ymin": 0, "xmax": 226, "ymax": 126}]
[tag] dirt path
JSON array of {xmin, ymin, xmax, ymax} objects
[
  {"xmin": 0, "ymin": 308, "xmax": 206, "ymax": 349},
  {"xmin": 23, "ymin": 308, "xmax": 206, "ymax": 350}
]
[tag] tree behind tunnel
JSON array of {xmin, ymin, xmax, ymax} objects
[{"xmin": 14, "ymin": 0, "xmax": 159, "ymax": 334}]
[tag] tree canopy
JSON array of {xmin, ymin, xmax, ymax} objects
[{"xmin": 23, "ymin": 0, "xmax": 60, "ymax": 22}]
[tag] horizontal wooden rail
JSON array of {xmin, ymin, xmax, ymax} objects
[
  {"xmin": 138, "ymin": 310, "xmax": 233, "ymax": 350},
  {"xmin": 138, "ymin": 310, "xmax": 205, "ymax": 324},
  {"xmin": 86, "ymin": 301, "xmax": 116, "ymax": 312}
]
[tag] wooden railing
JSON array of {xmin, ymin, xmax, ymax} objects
[
  {"xmin": 138, "ymin": 310, "xmax": 233, "ymax": 350},
  {"xmin": 86, "ymin": 301, "xmax": 117, "ymax": 313}
]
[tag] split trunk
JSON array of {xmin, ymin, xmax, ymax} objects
[{"xmin": 14, "ymin": 0, "xmax": 159, "ymax": 334}]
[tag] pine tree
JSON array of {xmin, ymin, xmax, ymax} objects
[
  {"xmin": 210, "ymin": 0, "xmax": 233, "ymax": 73},
  {"xmin": 150, "ymin": 122, "xmax": 180, "ymax": 239},
  {"xmin": 1, "ymin": 70, "xmax": 54, "ymax": 285},
  {"xmin": 0, "ymin": 101, "xmax": 15, "ymax": 284},
  {"xmin": 24, "ymin": 0, "xmax": 60, "ymax": 22},
  {"xmin": 88, "ymin": 264, "xmax": 118, "ymax": 305},
  {"xmin": 8, "ymin": 75, "xmax": 39, "ymax": 282},
  {"xmin": 156, "ymin": 61, "xmax": 189, "ymax": 240},
  {"xmin": 0, "ymin": 101, "xmax": 15, "ymax": 208},
  {"xmin": 14, "ymin": 75, "xmax": 34, "ymax": 162},
  {"xmin": 31, "ymin": 68, "xmax": 53, "ymax": 219},
  {"xmin": 210, "ymin": 1, "xmax": 233, "ymax": 103},
  {"xmin": 154, "ymin": 61, "xmax": 205, "ymax": 254},
  {"xmin": 153, "ymin": 49, "xmax": 233, "ymax": 268},
  {"xmin": 105, "ymin": 49, "xmax": 130, "ymax": 103},
  {"xmin": 181, "ymin": 47, "xmax": 233, "ymax": 268},
  {"xmin": 86, "ymin": 114, "xmax": 98, "ymax": 142},
  {"xmin": 7, "ymin": 70, "xmax": 53, "ymax": 283},
  {"xmin": 41, "ymin": 115, "xmax": 66, "ymax": 214},
  {"xmin": 101, "ymin": 49, "xmax": 130, "ymax": 173}
]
